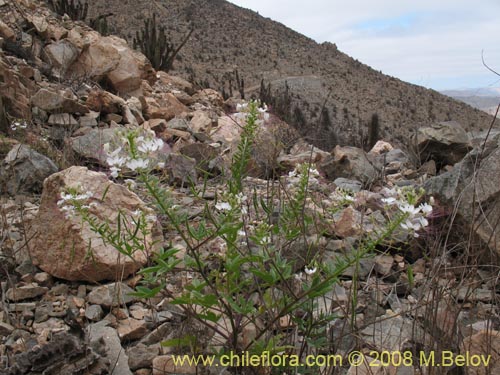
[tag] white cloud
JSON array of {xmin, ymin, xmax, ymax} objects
[{"xmin": 228, "ymin": 0, "xmax": 500, "ymax": 90}]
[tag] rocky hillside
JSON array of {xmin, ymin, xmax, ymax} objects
[
  {"xmin": 86, "ymin": 0, "xmax": 495, "ymax": 150},
  {"xmin": 1, "ymin": 1, "xmax": 500, "ymax": 374}
]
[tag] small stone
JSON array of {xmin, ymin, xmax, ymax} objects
[
  {"xmin": 8, "ymin": 302, "xmax": 36, "ymax": 312},
  {"xmin": 51, "ymin": 283, "xmax": 69, "ymax": 296},
  {"xmin": 85, "ymin": 304, "xmax": 104, "ymax": 321},
  {"xmin": 6, "ymin": 284, "xmax": 48, "ymax": 302},
  {"xmin": 127, "ymin": 343, "xmax": 159, "ymax": 370},
  {"xmin": 374, "ymin": 255, "xmax": 394, "ymax": 276},
  {"xmin": 70, "ymin": 296, "xmax": 86, "ymax": 308},
  {"xmin": 117, "ymin": 318, "xmax": 148, "ymax": 341},
  {"xmin": 33, "ymin": 272, "xmax": 53, "ymax": 286},
  {"xmin": 153, "ymin": 355, "xmax": 197, "ymax": 375},
  {"xmin": 105, "ymin": 113, "xmax": 123, "ymax": 123},
  {"xmin": 0, "ymin": 322, "xmax": 14, "ymax": 336},
  {"xmin": 87, "ymin": 282, "xmax": 136, "ymax": 307},
  {"xmin": 77, "ymin": 285, "xmax": 87, "ymax": 298}
]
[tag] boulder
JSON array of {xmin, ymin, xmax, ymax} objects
[
  {"xmin": 416, "ymin": 121, "xmax": 472, "ymax": 167},
  {"xmin": 71, "ymin": 128, "xmax": 117, "ymax": 164},
  {"xmin": 144, "ymin": 93, "xmax": 188, "ymax": 121},
  {"xmin": 31, "ymin": 88, "xmax": 89, "ymax": 114},
  {"xmin": 43, "ymin": 39, "xmax": 80, "ymax": 76},
  {"xmin": 0, "ymin": 144, "xmax": 58, "ymax": 195},
  {"xmin": 424, "ymin": 135, "xmax": 500, "ymax": 257},
  {"xmin": 85, "ymin": 88, "xmax": 125, "ymax": 114},
  {"xmin": 0, "ymin": 54, "xmax": 37, "ymax": 119},
  {"xmin": 29, "ymin": 166, "xmax": 162, "ymax": 282},
  {"xmin": 70, "ymin": 35, "xmax": 155, "ymax": 94},
  {"xmin": 319, "ymin": 145, "xmax": 379, "ymax": 185}
]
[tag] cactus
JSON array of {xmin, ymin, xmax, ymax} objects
[
  {"xmin": 133, "ymin": 13, "xmax": 193, "ymax": 72},
  {"xmin": 89, "ymin": 13, "xmax": 113, "ymax": 36},
  {"xmin": 48, "ymin": 0, "xmax": 88, "ymax": 21}
]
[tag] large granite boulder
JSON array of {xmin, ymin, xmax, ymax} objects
[{"xmin": 29, "ymin": 166, "xmax": 162, "ymax": 282}]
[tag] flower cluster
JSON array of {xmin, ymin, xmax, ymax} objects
[
  {"xmin": 57, "ymin": 190, "xmax": 95, "ymax": 218},
  {"xmin": 329, "ymin": 187, "xmax": 356, "ymax": 205},
  {"xmin": 234, "ymin": 101, "xmax": 269, "ymax": 124},
  {"xmin": 287, "ymin": 163, "xmax": 320, "ymax": 187},
  {"xmin": 10, "ymin": 119, "xmax": 27, "ymax": 131},
  {"xmin": 103, "ymin": 130, "xmax": 165, "ymax": 178},
  {"xmin": 381, "ymin": 187, "xmax": 433, "ymax": 237},
  {"xmin": 215, "ymin": 192, "xmax": 248, "ymax": 215}
]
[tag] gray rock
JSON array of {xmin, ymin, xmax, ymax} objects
[
  {"xmin": 87, "ymin": 283, "xmax": 136, "ymax": 307},
  {"xmin": 127, "ymin": 343, "xmax": 159, "ymax": 370},
  {"xmin": 416, "ymin": 121, "xmax": 472, "ymax": 167},
  {"xmin": 6, "ymin": 284, "xmax": 48, "ymax": 301},
  {"xmin": 31, "ymin": 88, "xmax": 88, "ymax": 114},
  {"xmin": 85, "ymin": 304, "xmax": 104, "ymax": 321},
  {"xmin": 333, "ymin": 178, "xmax": 362, "ymax": 192},
  {"xmin": 320, "ymin": 145, "xmax": 379, "ymax": 185},
  {"xmin": 0, "ymin": 144, "xmax": 58, "ymax": 195},
  {"xmin": 425, "ymin": 137, "xmax": 500, "ymax": 257},
  {"xmin": 44, "ymin": 40, "xmax": 80, "ymax": 76},
  {"xmin": 165, "ymin": 153, "xmax": 198, "ymax": 186},
  {"xmin": 71, "ymin": 128, "xmax": 116, "ymax": 164},
  {"xmin": 48, "ymin": 113, "xmax": 78, "ymax": 128},
  {"xmin": 88, "ymin": 321, "xmax": 132, "ymax": 375}
]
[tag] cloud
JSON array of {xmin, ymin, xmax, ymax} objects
[{"xmin": 228, "ymin": 0, "xmax": 500, "ymax": 90}]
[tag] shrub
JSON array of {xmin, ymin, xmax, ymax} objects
[{"xmin": 64, "ymin": 101, "xmax": 433, "ymax": 374}]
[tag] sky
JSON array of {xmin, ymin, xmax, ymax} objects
[{"xmin": 227, "ymin": 0, "xmax": 500, "ymax": 91}]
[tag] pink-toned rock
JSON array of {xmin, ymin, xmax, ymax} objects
[
  {"xmin": 211, "ymin": 115, "xmax": 243, "ymax": 145},
  {"xmin": 70, "ymin": 35, "xmax": 155, "ymax": 94},
  {"xmin": 331, "ymin": 206, "xmax": 363, "ymax": 238},
  {"xmin": 145, "ymin": 93, "xmax": 188, "ymax": 120},
  {"xmin": 153, "ymin": 355, "xmax": 197, "ymax": 375},
  {"xmin": 117, "ymin": 318, "xmax": 149, "ymax": 341},
  {"xmin": 29, "ymin": 166, "xmax": 162, "ymax": 282},
  {"xmin": 369, "ymin": 140, "xmax": 394, "ymax": 155}
]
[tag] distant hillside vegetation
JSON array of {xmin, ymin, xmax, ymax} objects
[{"xmin": 87, "ymin": 0, "xmax": 495, "ymax": 150}]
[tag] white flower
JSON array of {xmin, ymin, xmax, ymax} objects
[
  {"xmin": 107, "ymin": 155, "xmax": 127, "ymax": 168},
  {"xmin": 132, "ymin": 210, "xmax": 143, "ymax": 217},
  {"xmin": 215, "ymin": 202, "xmax": 231, "ymax": 211},
  {"xmin": 157, "ymin": 162, "xmax": 165, "ymax": 169},
  {"xmin": 304, "ymin": 266, "xmax": 317, "ymax": 275},
  {"xmin": 126, "ymin": 158, "xmax": 149, "ymax": 171},
  {"xmin": 125, "ymin": 179, "xmax": 136, "ymax": 189},
  {"xmin": 261, "ymin": 236, "xmax": 271, "ymax": 245},
  {"xmin": 237, "ymin": 230, "xmax": 246, "ymax": 237},
  {"xmin": 419, "ymin": 203, "xmax": 433, "ymax": 215},
  {"xmin": 110, "ymin": 166, "xmax": 120, "ymax": 178},
  {"xmin": 399, "ymin": 203, "xmax": 420, "ymax": 216},
  {"xmin": 294, "ymin": 272, "xmax": 303, "ymax": 281},
  {"xmin": 236, "ymin": 103, "xmax": 248, "ymax": 111},
  {"xmin": 418, "ymin": 216, "xmax": 429, "ymax": 228},
  {"xmin": 382, "ymin": 197, "xmax": 397, "ymax": 205}
]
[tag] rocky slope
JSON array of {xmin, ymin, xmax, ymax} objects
[
  {"xmin": 86, "ymin": 0, "xmax": 495, "ymax": 150},
  {"xmin": 0, "ymin": 1, "xmax": 500, "ymax": 374}
]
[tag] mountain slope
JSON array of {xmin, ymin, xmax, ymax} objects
[{"xmin": 87, "ymin": 0, "xmax": 495, "ymax": 149}]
